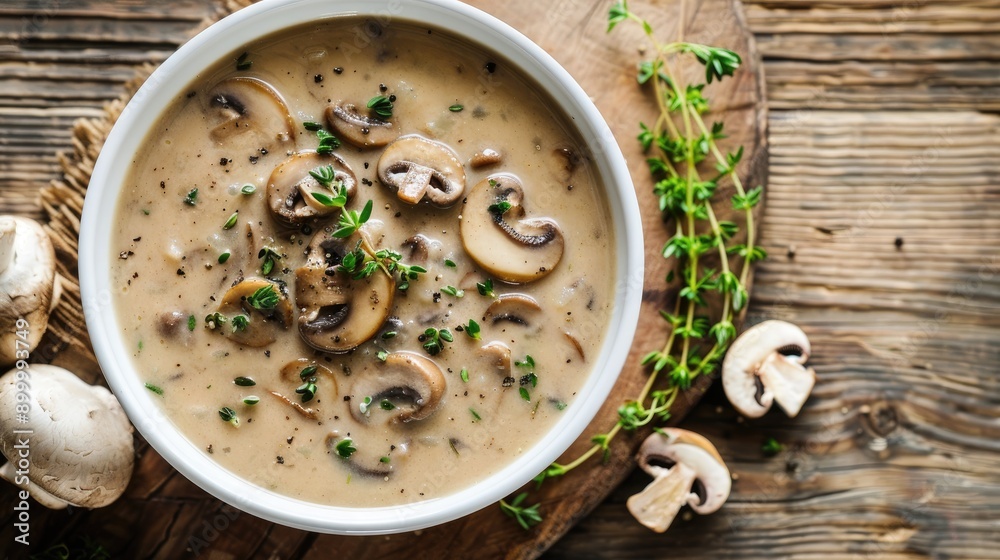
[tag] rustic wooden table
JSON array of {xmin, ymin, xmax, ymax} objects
[{"xmin": 2, "ymin": 0, "xmax": 998, "ymax": 558}]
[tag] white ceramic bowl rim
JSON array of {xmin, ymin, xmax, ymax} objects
[{"xmin": 80, "ymin": 0, "xmax": 643, "ymax": 535}]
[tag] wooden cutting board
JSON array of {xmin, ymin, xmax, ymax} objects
[{"xmin": 8, "ymin": 0, "xmax": 766, "ymax": 556}]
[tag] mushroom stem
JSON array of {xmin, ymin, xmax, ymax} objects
[
  {"xmin": 0, "ymin": 218, "xmax": 15, "ymax": 274},
  {"xmin": 757, "ymin": 352, "xmax": 815, "ymax": 418},
  {"xmin": 626, "ymin": 462, "xmax": 699, "ymax": 533}
]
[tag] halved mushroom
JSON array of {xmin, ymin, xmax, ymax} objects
[
  {"xmin": 350, "ymin": 351, "xmax": 446, "ymax": 423},
  {"xmin": 0, "ymin": 365, "xmax": 134, "ymax": 509},
  {"xmin": 377, "ymin": 135, "xmax": 466, "ymax": 207},
  {"xmin": 205, "ymin": 77, "xmax": 295, "ymax": 148},
  {"xmin": 482, "ymin": 294, "xmax": 541, "ymax": 328},
  {"xmin": 460, "ymin": 174, "xmax": 564, "ymax": 283},
  {"xmin": 326, "ymin": 101, "xmax": 398, "ymax": 148},
  {"xmin": 294, "ymin": 231, "xmax": 394, "ymax": 353},
  {"xmin": 722, "ymin": 320, "xmax": 816, "ymax": 419},
  {"xmin": 217, "ymin": 277, "xmax": 292, "ymax": 347},
  {"xmin": 627, "ymin": 428, "xmax": 731, "ymax": 533},
  {"xmin": 0, "ymin": 216, "xmax": 61, "ymax": 365},
  {"xmin": 266, "ymin": 151, "xmax": 357, "ymax": 226}
]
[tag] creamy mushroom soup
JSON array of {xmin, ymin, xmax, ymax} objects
[{"xmin": 111, "ymin": 17, "xmax": 615, "ymax": 507}]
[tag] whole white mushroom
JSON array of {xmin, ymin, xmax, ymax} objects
[
  {"xmin": 0, "ymin": 364, "xmax": 134, "ymax": 509},
  {"xmin": 0, "ymin": 216, "xmax": 62, "ymax": 365}
]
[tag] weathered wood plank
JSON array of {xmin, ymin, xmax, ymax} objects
[{"xmin": 551, "ymin": 108, "xmax": 1000, "ymax": 558}]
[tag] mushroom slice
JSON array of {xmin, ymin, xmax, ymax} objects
[
  {"xmin": 0, "ymin": 365, "xmax": 134, "ymax": 509},
  {"xmin": 377, "ymin": 135, "xmax": 466, "ymax": 207},
  {"xmin": 460, "ymin": 174, "xmax": 565, "ymax": 283},
  {"xmin": 294, "ymin": 231, "xmax": 394, "ymax": 353},
  {"xmin": 0, "ymin": 216, "xmax": 60, "ymax": 365},
  {"xmin": 482, "ymin": 294, "xmax": 541, "ymax": 328},
  {"xmin": 217, "ymin": 277, "xmax": 293, "ymax": 348},
  {"xmin": 326, "ymin": 101, "xmax": 398, "ymax": 148},
  {"xmin": 627, "ymin": 428, "xmax": 731, "ymax": 533},
  {"xmin": 205, "ymin": 77, "xmax": 296, "ymax": 147},
  {"xmin": 266, "ymin": 151, "xmax": 357, "ymax": 226},
  {"xmin": 351, "ymin": 351, "xmax": 446, "ymax": 423},
  {"xmin": 479, "ymin": 341, "xmax": 512, "ymax": 378},
  {"xmin": 722, "ymin": 320, "xmax": 816, "ymax": 419}
]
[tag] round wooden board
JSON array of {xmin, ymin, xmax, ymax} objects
[{"xmin": 6, "ymin": 0, "xmax": 766, "ymax": 557}]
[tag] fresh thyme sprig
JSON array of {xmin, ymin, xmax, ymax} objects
[{"xmin": 505, "ymin": 0, "xmax": 764, "ymax": 528}]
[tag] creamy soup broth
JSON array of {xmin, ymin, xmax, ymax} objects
[{"xmin": 111, "ymin": 17, "xmax": 615, "ymax": 507}]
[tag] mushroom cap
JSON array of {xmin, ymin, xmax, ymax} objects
[
  {"xmin": 0, "ymin": 365, "xmax": 134, "ymax": 509},
  {"xmin": 294, "ymin": 231, "xmax": 394, "ymax": 353},
  {"xmin": 326, "ymin": 101, "xmax": 398, "ymax": 148},
  {"xmin": 377, "ymin": 135, "xmax": 466, "ymax": 207},
  {"xmin": 218, "ymin": 277, "xmax": 293, "ymax": 347},
  {"xmin": 205, "ymin": 77, "xmax": 295, "ymax": 148},
  {"xmin": 722, "ymin": 320, "xmax": 816, "ymax": 419},
  {"xmin": 627, "ymin": 428, "xmax": 731, "ymax": 532},
  {"xmin": 266, "ymin": 151, "xmax": 357, "ymax": 226},
  {"xmin": 350, "ymin": 351, "xmax": 446, "ymax": 423},
  {"xmin": 0, "ymin": 216, "xmax": 58, "ymax": 365},
  {"xmin": 460, "ymin": 174, "xmax": 565, "ymax": 284}
]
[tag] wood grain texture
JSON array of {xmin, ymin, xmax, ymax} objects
[
  {"xmin": 550, "ymin": 109, "xmax": 1000, "ymax": 558},
  {"xmin": 0, "ymin": 0, "xmax": 765, "ymax": 557}
]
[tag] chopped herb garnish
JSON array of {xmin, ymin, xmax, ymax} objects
[
  {"xmin": 296, "ymin": 378, "xmax": 318, "ymax": 403},
  {"xmin": 187, "ymin": 315, "xmax": 196, "ymax": 331},
  {"xmin": 359, "ymin": 396, "xmax": 373, "ymax": 415},
  {"xmin": 519, "ymin": 387, "xmax": 531, "ymax": 401},
  {"xmin": 762, "ymin": 437, "xmax": 784, "ymax": 457},
  {"xmin": 219, "ymin": 406, "xmax": 239, "ymax": 427},
  {"xmin": 553, "ymin": 400, "xmax": 568, "ymax": 411},
  {"xmin": 421, "ymin": 327, "xmax": 453, "ymax": 356},
  {"xmin": 218, "ymin": 251, "xmax": 231, "ymax": 264},
  {"xmin": 464, "ymin": 319, "xmax": 481, "ymax": 340},
  {"xmin": 381, "ymin": 331, "xmax": 397, "ymax": 339},
  {"xmin": 315, "ymin": 128, "xmax": 341, "ymax": 154},
  {"xmin": 380, "ymin": 399, "xmax": 396, "ymax": 411},
  {"xmin": 235, "ymin": 51, "xmax": 252, "ymax": 71},
  {"xmin": 234, "ymin": 376, "xmax": 256, "ymax": 387},
  {"xmin": 205, "ymin": 312, "xmax": 227, "ymax": 330},
  {"xmin": 138, "ymin": 340, "xmax": 143, "ymax": 351},
  {"xmin": 240, "ymin": 184, "xmax": 256, "ymax": 195},
  {"xmin": 376, "ymin": 349, "xmax": 389, "ymax": 362},
  {"xmin": 243, "ymin": 396, "xmax": 260, "ymax": 406},
  {"xmin": 302, "ymin": 121, "xmax": 323, "ymax": 131},
  {"xmin": 460, "ymin": 367, "xmax": 470, "ymax": 382},
  {"xmin": 476, "ymin": 278, "xmax": 497, "ymax": 298},
  {"xmin": 258, "ymin": 247, "xmax": 281, "ymax": 275},
  {"xmin": 333, "ymin": 199, "xmax": 373, "ymax": 238},
  {"xmin": 310, "ymin": 185, "xmax": 349, "ymax": 208},
  {"xmin": 184, "ymin": 188, "xmax": 198, "ymax": 206},
  {"xmin": 299, "ymin": 365, "xmax": 318, "ymax": 380},
  {"xmin": 441, "ymin": 285, "xmax": 464, "ymax": 298},
  {"xmin": 231, "ymin": 314, "xmax": 249, "ymax": 332},
  {"xmin": 515, "ymin": 355, "xmax": 536, "ymax": 370},
  {"xmin": 247, "ymin": 284, "xmax": 279, "ymax": 310},
  {"xmin": 142, "ymin": 209, "xmax": 150, "ymax": 215},
  {"xmin": 444, "ymin": 259, "xmax": 457, "ymax": 268},
  {"xmin": 500, "ymin": 493, "xmax": 542, "ymax": 530},
  {"xmin": 335, "ymin": 437, "xmax": 357, "ymax": 458},
  {"xmin": 222, "ymin": 212, "xmax": 239, "ymax": 230},
  {"xmin": 367, "ymin": 95, "xmax": 394, "ymax": 119},
  {"xmin": 469, "ymin": 407, "xmax": 481, "ymax": 421},
  {"xmin": 449, "ymin": 103, "xmax": 464, "ymax": 112},
  {"xmin": 379, "ymin": 456, "xmax": 391, "ymax": 463},
  {"xmin": 144, "ymin": 382, "xmax": 164, "ymax": 396},
  {"xmin": 488, "ymin": 200, "xmax": 512, "ymax": 216},
  {"xmin": 309, "ymin": 164, "xmax": 338, "ymax": 187}
]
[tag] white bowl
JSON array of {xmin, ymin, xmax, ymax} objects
[{"xmin": 80, "ymin": 0, "xmax": 642, "ymax": 535}]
